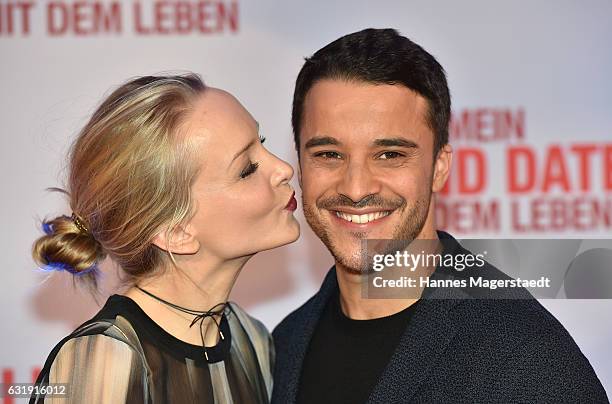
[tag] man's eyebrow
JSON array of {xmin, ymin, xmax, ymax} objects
[
  {"xmin": 304, "ymin": 136, "xmax": 341, "ymax": 149},
  {"xmin": 372, "ymin": 137, "xmax": 419, "ymax": 148}
]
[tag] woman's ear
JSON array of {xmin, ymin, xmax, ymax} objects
[
  {"xmin": 432, "ymin": 143, "xmax": 453, "ymax": 193},
  {"xmin": 152, "ymin": 223, "xmax": 200, "ymax": 255}
]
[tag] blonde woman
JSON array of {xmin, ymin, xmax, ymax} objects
[{"xmin": 30, "ymin": 74, "xmax": 299, "ymax": 403}]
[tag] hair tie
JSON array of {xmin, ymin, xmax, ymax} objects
[
  {"xmin": 41, "ymin": 256, "xmax": 98, "ymax": 276},
  {"xmin": 42, "ymin": 222, "xmax": 54, "ymax": 235},
  {"xmin": 71, "ymin": 212, "xmax": 89, "ymax": 233}
]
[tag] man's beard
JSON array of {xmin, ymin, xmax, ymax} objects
[{"xmin": 303, "ymin": 188, "xmax": 432, "ymax": 275}]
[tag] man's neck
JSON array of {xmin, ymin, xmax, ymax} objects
[
  {"xmin": 335, "ymin": 266, "xmax": 421, "ymax": 320},
  {"xmin": 335, "ymin": 230, "xmax": 440, "ymax": 320}
]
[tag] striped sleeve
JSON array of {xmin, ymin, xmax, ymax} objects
[
  {"xmin": 228, "ymin": 303, "xmax": 274, "ymax": 398},
  {"xmin": 46, "ymin": 334, "xmax": 147, "ymax": 403}
]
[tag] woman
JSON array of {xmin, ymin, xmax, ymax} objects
[{"xmin": 30, "ymin": 74, "xmax": 299, "ymax": 403}]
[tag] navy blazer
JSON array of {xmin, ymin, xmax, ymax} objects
[{"xmin": 272, "ymin": 232, "xmax": 609, "ymax": 403}]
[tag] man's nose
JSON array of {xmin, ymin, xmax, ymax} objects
[{"xmin": 336, "ymin": 160, "xmax": 381, "ymax": 203}]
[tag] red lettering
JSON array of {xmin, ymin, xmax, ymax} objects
[
  {"xmin": 436, "ymin": 199, "xmax": 500, "ymax": 233},
  {"xmin": 175, "ymin": 1, "xmax": 192, "ymax": 34},
  {"xmin": 511, "ymin": 197, "xmax": 612, "ymax": 232},
  {"xmin": 591, "ymin": 196, "xmax": 612, "ymax": 228},
  {"xmin": 570, "ymin": 144, "xmax": 597, "ymax": 192},
  {"xmin": 475, "ymin": 109, "xmax": 488, "ymax": 140},
  {"xmin": 501, "ymin": 108, "xmax": 524, "ymax": 139},
  {"xmin": 2, "ymin": 368, "xmax": 14, "ymax": 404},
  {"xmin": 511, "ymin": 200, "xmax": 527, "ymax": 233},
  {"xmin": 197, "ymin": 2, "xmax": 213, "ymax": 33},
  {"xmin": 6, "ymin": 2, "xmax": 13, "ymax": 34},
  {"xmin": 73, "ymin": 1, "xmax": 88, "ymax": 35},
  {"xmin": 449, "ymin": 110, "xmax": 469, "ymax": 141},
  {"xmin": 132, "ymin": 1, "xmax": 239, "ymax": 35},
  {"xmin": 99, "ymin": 2, "xmax": 121, "ymax": 33},
  {"xmin": 549, "ymin": 198, "xmax": 567, "ymax": 230},
  {"xmin": 217, "ymin": 1, "xmax": 238, "ymax": 32},
  {"xmin": 573, "ymin": 197, "xmax": 589, "ymax": 231},
  {"xmin": 154, "ymin": 1, "xmax": 170, "ymax": 34},
  {"xmin": 542, "ymin": 145, "xmax": 570, "ymax": 192},
  {"xmin": 0, "ymin": 1, "xmax": 35, "ymax": 36},
  {"xmin": 507, "ymin": 146, "xmax": 536, "ymax": 193},
  {"xmin": 133, "ymin": 2, "xmax": 150, "ymax": 34},
  {"xmin": 457, "ymin": 148, "xmax": 486, "ymax": 194},
  {"xmin": 47, "ymin": 2, "xmax": 68, "ymax": 36},
  {"xmin": 531, "ymin": 198, "xmax": 546, "ymax": 231},
  {"xmin": 605, "ymin": 145, "xmax": 612, "ymax": 191},
  {"xmin": 19, "ymin": 1, "xmax": 33, "ymax": 35},
  {"xmin": 47, "ymin": 1, "xmax": 121, "ymax": 36},
  {"xmin": 450, "ymin": 108, "xmax": 524, "ymax": 142}
]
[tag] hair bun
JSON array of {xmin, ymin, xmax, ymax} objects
[{"xmin": 32, "ymin": 215, "xmax": 105, "ymax": 276}]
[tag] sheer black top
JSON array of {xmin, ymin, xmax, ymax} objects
[{"xmin": 31, "ymin": 295, "xmax": 274, "ymax": 403}]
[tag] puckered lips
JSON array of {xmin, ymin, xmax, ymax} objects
[
  {"xmin": 284, "ymin": 191, "xmax": 297, "ymax": 211},
  {"xmin": 328, "ymin": 207, "xmax": 394, "ymax": 229}
]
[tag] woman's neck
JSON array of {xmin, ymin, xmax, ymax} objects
[{"xmin": 123, "ymin": 254, "xmax": 249, "ymax": 347}]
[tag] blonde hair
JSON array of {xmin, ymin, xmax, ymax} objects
[{"xmin": 32, "ymin": 74, "xmax": 206, "ymax": 288}]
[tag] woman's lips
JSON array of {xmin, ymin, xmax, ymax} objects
[{"xmin": 285, "ymin": 192, "xmax": 297, "ymax": 211}]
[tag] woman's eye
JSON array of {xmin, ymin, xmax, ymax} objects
[
  {"xmin": 314, "ymin": 151, "xmax": 342, "ymax": 159},
  {"xmin": 378, "ymin": 151, "xmax": 404, "ymax": 160},
  {"xmin": 240, "ymin": 162, "xmax": 259, "ymax": 179},
  {"xmin": 259, "ymin": 135, "xmax": 266, "ymax": 144}
]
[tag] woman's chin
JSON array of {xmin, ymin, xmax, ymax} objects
[
  {"xmin": 289, "ymin": 227, "xmax": 301, "ymax": 245},
  {"xmin": 286, "ymin": 220, "xmax": 301, "ymax": 243},
  {"xmin": 259, "ymin": 222, "xmax": 301, "ymax": 253},
  {"xmin": 277, "ymin": 222, "xmax": 302, "ymax": 248}
]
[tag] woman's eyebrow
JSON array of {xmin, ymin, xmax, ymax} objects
[{"xmin": 230, "ymin": 139, "xmax": 256, "ymax": 167}]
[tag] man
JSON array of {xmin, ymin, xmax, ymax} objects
[{"xmin": 272, "ymin": 28, "xmax": 608, "ymax": 403}]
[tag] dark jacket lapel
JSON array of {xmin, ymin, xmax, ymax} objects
[
  {"xmin": 280, "ymin": 231, "xmax": 468, "ymax": 403},
  {"xmin": 366, "ymin": 231, "xmax": 473, "ymax": 402},
  {"xmin": 281, "ymin": 268, "xmax": 466, "ymax": 404},
  {"xmin": 366, "ymin": 286, "xmax": 466, "ymax": 403},
  {"xmin": 279, "ymin": 268, "xmax": 339, "ymax": 403}
]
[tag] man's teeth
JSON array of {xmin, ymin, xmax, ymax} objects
[{"xmin": 335, "ymin": 211, "xmax": 390, "ymax": 224}]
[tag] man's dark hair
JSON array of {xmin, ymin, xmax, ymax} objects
[{"xmin": 292, "ymin": 28, "xmax": 451, "ymax": 157}]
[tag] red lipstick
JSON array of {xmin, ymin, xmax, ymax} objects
[{"xmin": 285, "ymin": 191, "xmax": 297, "ymax": 211}]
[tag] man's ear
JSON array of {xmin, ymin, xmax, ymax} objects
[
  {"xmin": 152, "ymin": 223, "xmax": 200, "ymax": 255},
  {"xmin": 432, "ymin": 144, "xmax": 452, "ymax": 193}
]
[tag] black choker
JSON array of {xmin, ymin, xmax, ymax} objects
[{"xmin": 135, "ymin": 286, "xmax": 228, "ymax": 361}]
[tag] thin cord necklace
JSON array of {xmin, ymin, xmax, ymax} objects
[{"xmin": 135, "ymin": 286, "xmax": 228, "ymax": 361}]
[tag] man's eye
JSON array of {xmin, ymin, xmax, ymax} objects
[
  {"xmin": 240, "ymin": 162, "xmax": 259, "ymax": 178},
  {"xmin": 378, "ymin": 151, "xmax": 404, "ymax": 160},
  {"xmin": 314, "ymin": 151, "xmax": 342, "ymax": 159}
]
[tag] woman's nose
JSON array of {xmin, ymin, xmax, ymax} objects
[{"xmin": 271, "ymin": 154, "xmax": 294, "ymax": 186}]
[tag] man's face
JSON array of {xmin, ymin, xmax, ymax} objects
[{"xmin": 298, "ymin": 79, "xmax": 451, "ymax": 274}]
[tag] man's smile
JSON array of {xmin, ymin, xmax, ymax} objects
[{"xmin": 327, "ymin": 208, "xmax": 395, "ymax": 228}]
